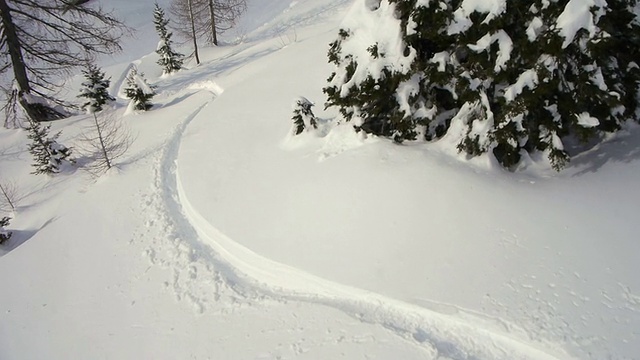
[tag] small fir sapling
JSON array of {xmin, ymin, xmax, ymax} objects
[
  {"xmin": 154, "ymin": 3, "xmax": 183, "ymax": 75},
  {"xmin": 292, "ymin": 97, "xmax": 318, "ymax": 135},
  {"xmin": 124, "ymin": 68, "xmax": 156, "ymax": 111},
  {"xmin": 26, "ymin": 120, "xmax": 73, "ymax": 175},
  {"xmin": 78, "ymin": 63, "xmax": 116, "ymax": 113},
  {"xmin": 0, "ymin": 216, "xmax": 12, "ymax": 244}
]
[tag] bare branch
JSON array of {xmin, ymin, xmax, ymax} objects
[
  {"xmin": 170, "ymin": 0, "xmax": 246, "ymax": 46},
  {"xmin": 76, "ymin": 111, "xmax": 133, "ymax": 177},
  {"xmin": 0, "ymin": 178, "xmax": 19, "ymax": 212},
  {"xmin": 0, "ymin": 0, "xmax": 131, "ymax": 121}
]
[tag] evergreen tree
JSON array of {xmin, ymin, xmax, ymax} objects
[
  {"xmin": 124, "ymin": 68, "xmax": 156, "ymax": 111},
  {"xmin": 324, "ymin": 0, "xmax": 640, "ymax": 170},
  {"xmin": 154, "ymin": 3, "xmax": 184, "ymax": 75},
  {"xmin": 292, "ymin": 97, "xmax": 318, "ymax": 135},
  {"xmin": 26, "ymin": 120, "xmax": 73, "ymax": 175},
  {"xmin": 0, "ymin": 216, "xmax": 11, "ymax": 244},
  {"xmin": 78, "ymin": 63, "xmax": 116, "ymax": 113}
]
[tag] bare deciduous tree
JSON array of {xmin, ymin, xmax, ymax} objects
[
  {"xmin": 2, "ymin": 86, "xmax": 20, "ymax": 128},
  {"xmin": 170, "ymin": 0, "xmax": 246, "ymax": 59},
  {"xmin": 171, "ymin": 0, "xmax": 202, "ymax": 64},
  {"xmin": 78, "ymin": 111, "xmax": 132, "ymax": 176},
  {"xmin": 0, "ymin": 178, "xmax": 19, "ymax": 212},
  {"xmin": 203, "ymin": 0, "xmax": 246, "ymax": 46},
  {"xmin": 0, "ymin": 0, "xmax": 129, "ymax": 123}
]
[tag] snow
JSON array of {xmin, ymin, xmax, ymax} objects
[
  {"xmin": 467, "ymin": 30, "xmax": 513, "ymax": 72},
  {"xmin": 430, "ymin": 51, "xmax": 450, "ymax": 72},
  {"xmin": 555, "ymin": 0, "xmax": 607, "ymax": 48},
  {"xmin": 1, "ymin": 0, "xmax": 640, "ymax": 359},
  {"xmin": 576, "ymin": 112, "xmax": 600, "ymax": 128},
  {"xmin": 504, "ymin": 69, "xmax": 539, "ymax": 102},
  {"xmin": 526, "ymin": 17, "xmax": 544, "ymax": 41},
  {"xmin": 449, "ymin": 0, "xmax": 508, "ymax": 34},
  {"xmin": 331, "ymin": 0, "xmax": 416, "ymax": 96}
]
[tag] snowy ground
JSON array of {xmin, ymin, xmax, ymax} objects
[{"xmin": 1, "ymin": 1, "xmax": 639, "ymax": 359}]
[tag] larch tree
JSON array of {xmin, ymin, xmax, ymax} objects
[
  {"xmin": 324, "ymin": 0, "xmax": 640, "ymax": 170},
  {"xmin": 202, "ymin": 0, "xmax": 246, "ymax": 46},
  {"xmin": 170, "ymin": 0, "xmax": 202, "ymax": 64},
  {"xmin": 78, "ymin": 111, "xmax": 132, "ymax": 176},
  {"xmin": 0, "ymin": 0, "xmax": 127, "ymax": 123},
  {"xmin": 170, "ymin": 0, "xmax": 246, "ymax": 54}
]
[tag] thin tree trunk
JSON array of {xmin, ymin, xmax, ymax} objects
[
  {"xmin": 0, "ymin": 183, "xmax": 15, "ymax": 211},
  {"xmin": 187, "ymin": 0, "xmax": 200, "ymax": 64},
  {"xmin": 207, "ymin": 0, "xmax": 218, "ymax": 46},
  {"xmin": 93, "ymin": 113, "xmax": 111, "ymax": 169},
  {"xmin": 0, "ymin": 0, "xmax": 31, "ymax": 94},
  {"xmin": 0, "ymin": 0, "xmax": 66, "ymax": 122}
]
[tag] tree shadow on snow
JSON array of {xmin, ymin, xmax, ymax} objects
[
  {"xmin": 157, "ymin": 91, "xmax": 198, "ymax": 109},
  {"xmin": 568, "ymin": 125, "xmax": 640, "ymax": 176},
  {"xmin": 0, "ymin": 217, "xmax": 57, "ymax": 257}
]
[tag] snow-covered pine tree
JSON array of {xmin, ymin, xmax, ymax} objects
[
  {"xmin": 124, "ymin": 68, "xmax": 156, "ymax": 111},
  {"xmin": 154, "ymin": 3, "xmax": 183, "ymax": 75},
  {"xmin": 324, "ymin": 0, "xmax": 640, "ymax": 170},
  {"xmin": 78, "ymin": 63, "xmax": 116, "ymax": 113},
  {"xmin": 26, "ymin": 120, "xmax": 73, "ymax": 175},
  {"xmin": 0, "ymin": 216, "xmax": 11, "ymax": 244},
  {"xmin": 292, "ymin": 97, "xmax": 318, "ymax": 135}
]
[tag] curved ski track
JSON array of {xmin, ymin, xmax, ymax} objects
[{"xmin": 152, "ymin": 88, "xmax": 568, "ymax": 360}]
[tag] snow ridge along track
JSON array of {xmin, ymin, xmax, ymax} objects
[{"xmin": 152, "ymin": 89, "xmax": 570, "ymax": 360}]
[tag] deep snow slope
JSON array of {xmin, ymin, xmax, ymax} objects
[
  {"xmin": 1, "ymin": 0, "xmax": 639, "ymax": 359},
  {"xmin": 176, "ymin": 1, "xmax": 640, "ymax": 359}
]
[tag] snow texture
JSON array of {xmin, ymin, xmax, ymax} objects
[
  {"xmin": 1, "ymin": 1, "xmax": 639, "ymax": 360},
  {"xmin": 555, "ymin": 0, "xmax": 607, "ymax": 48}
]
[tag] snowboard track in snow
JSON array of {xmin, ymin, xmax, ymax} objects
[{"xmin": 149, "ymin": 88, "xmax": 568, "ymax": 360}]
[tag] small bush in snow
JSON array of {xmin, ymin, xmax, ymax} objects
[
  {"xmin": 324, "ymin": 0, "xmax": 640, "ymax": 170},
  {"xmin": 124, "ymin": 68, "xmax": 156, "ymax": 111},
  {"xmin": 0, "ymin": 216, "xmax": 12, "ymax": 244},
  {"xmin": 292, "ymin": 97, "xmax": 318, "ymax": 135},
  {"xmin": 26, "ymin": 120, "xmax": 73, "ymax": 175},
  {"xmin": 154, "ymin": 3, "xmax": 183, "ymax": 75},
  {"xmin": 78, "ymin": 63, "xmax": 116, "ymax": 113}
]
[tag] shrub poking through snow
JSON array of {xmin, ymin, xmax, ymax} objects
[
  {"xmin": 124, "ymin": 68, "xmax": 156, "ymax": 111},
  {"xmin": 26, "ymin": 120, "xmax": 73, "ymax": 175},
  {"xmin": 78, "ymin": 63, "xmax": 116, "ymax": 113},
  {"xmin": 324, "ymin": 0, "xmax": 640, "ymax": 170},
  {"xmin": 292, "ymin": 97, "xmax": 318, "ymax": 135},
  {"xmin": 78, "ymin": 111, "xmax": 132, "ymax": 176},
  {"xmin": 154, "ymin": 3, "xmax": 183, "ymax": 75},
  {"xmin": 0, "ymin": 217, "xmax": 12, "ymax": 244},
  {"xmin": 0, "ymin": 179, "xmax": 18, "ymax": 212}
]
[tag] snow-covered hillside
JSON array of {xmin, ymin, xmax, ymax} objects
[{"xmin": 1, "ymin": 1, "xmax": 639, "ymax": 359}]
